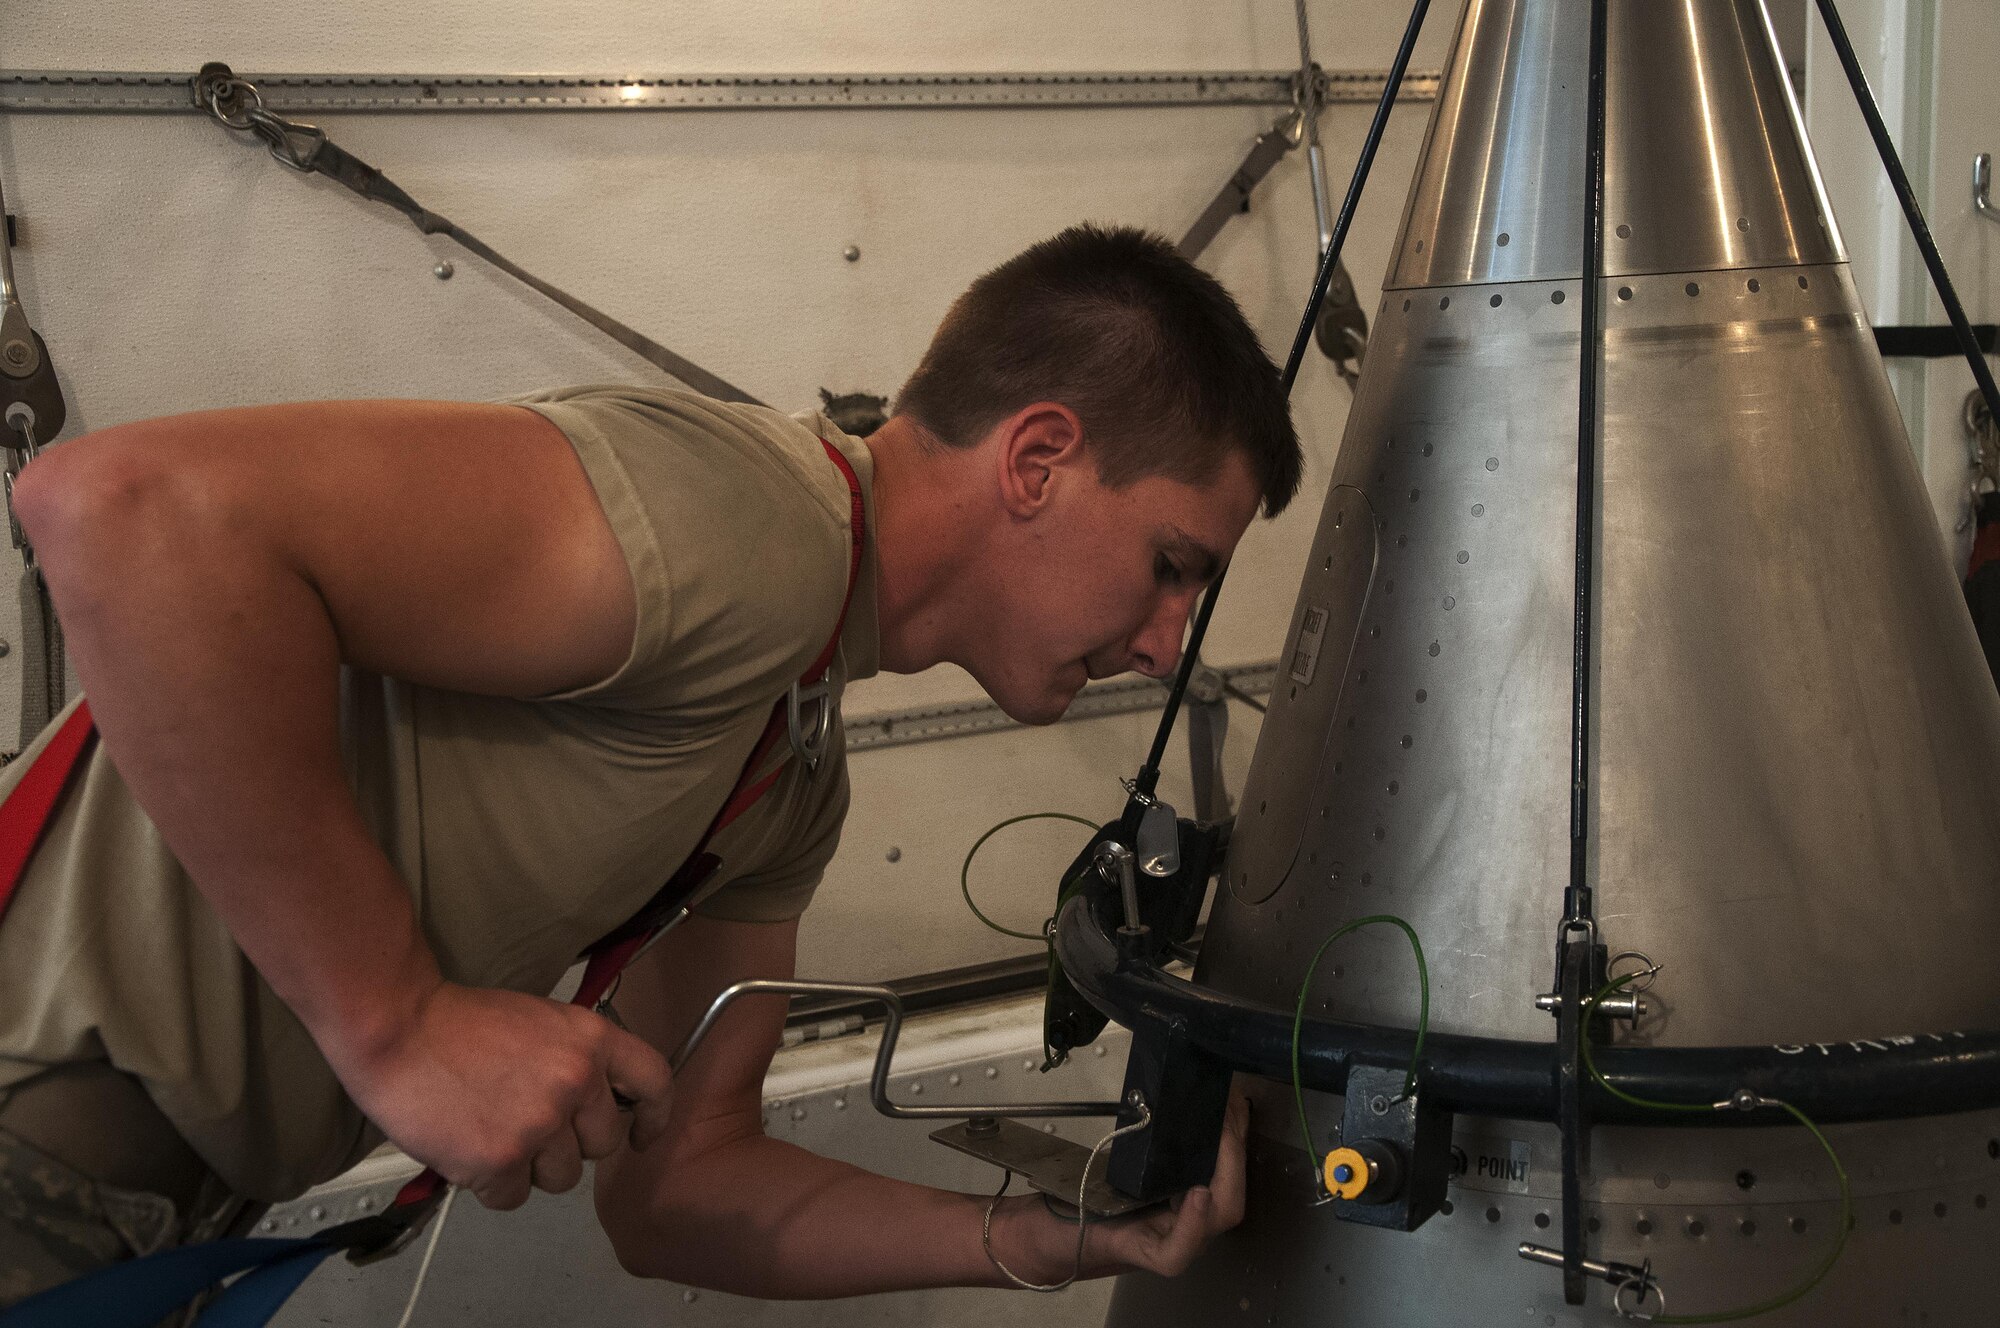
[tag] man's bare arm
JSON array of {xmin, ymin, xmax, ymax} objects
[
  {"xmin": 594, "ymin": 914, "xmax": 1248, "ymax": 1298},
  {"xmin": 11, "ymin": 401, "xmax": 673, "ymax": 1208}
]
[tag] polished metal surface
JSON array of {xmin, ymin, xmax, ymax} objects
[
  {"xmin": 0, "ymin": 67, "xmax": 1442, "ymax": 114},
  {"xmin": 1111, "ymin": 1093, "xmax": 2000, "ymax": 1327},
  {"xmin": 1219, "ymin": 275, "xmax": 1582, "ymax": 1044},
  {"xmin": 1211, "ymin": 262, "xmax": 2000, "ymax": 1047},
  {"xmin": 1390, "ymin": 0, "xmax": 1840, "ymax": 287},
  {"xmin": 1120, "ymin": 1, "xmax": 2000, "ymax": 1323}
]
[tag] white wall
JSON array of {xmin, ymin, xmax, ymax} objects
[
  {"xmin": 0, "ymin": 2, "xmax": 1458, "ymax": 984},
  {"xmin": 1806, "ymin": 0, "xmax": 2000, "ymax": 566}
]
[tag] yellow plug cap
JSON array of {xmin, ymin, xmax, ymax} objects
[{"xmin": 1322, "ymin": 1146, "xmax": 1372, "ymax": 1200}]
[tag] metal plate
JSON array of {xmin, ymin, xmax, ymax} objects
[{"xmin": 931, "ymin": 1118, "xmax": 1156, "ymax": 1219}]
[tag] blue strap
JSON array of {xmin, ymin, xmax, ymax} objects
[
  {"xmin": 191, "ymin": 1244, "xmax": 342, "ymax": 1327},
  {"xmin": 0, "ymin": 1236, "xmax": 337, "ymax": 1328}
]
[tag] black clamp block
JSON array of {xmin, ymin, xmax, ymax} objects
[
  {"xmin": 1108, "ymin": 1018, "xmax": 1232, "ymax": 1202},
  {"xmin": 1326, "ymin": 1063, "xmax": 1452, "ymax": 1232}
]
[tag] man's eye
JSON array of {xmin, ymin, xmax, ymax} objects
[{"xmin": 1155, "ymin": 555, "xmax": 1183, "ymax": 585}]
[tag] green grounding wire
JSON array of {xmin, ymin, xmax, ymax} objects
[
  {"xmin": 959, "ymin": 811, "xmax": 1103, "ymax": 1068},
  {"xmin": 1581, "ymin": 971, "xmax": 1853, "ymax": 1324},
  {"xmin": 959, "ymin": 811, "xmax": 1102, "ymax": 942},
  {"xmin": 1290, "ymin": 915, "xmax": 1430, "ymax": 1180}
]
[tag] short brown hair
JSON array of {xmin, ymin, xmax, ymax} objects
[{"xmin": 894, "ymin": 224, "xmax": 1301, "ymax": 516}]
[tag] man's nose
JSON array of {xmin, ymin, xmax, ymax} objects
[{"xmin": 1129, "ymin": 593, "xmax": 1197, "ymax": 680}]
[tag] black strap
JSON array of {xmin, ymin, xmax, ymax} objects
[{"xmin": 1874, "ymin": 323, "xmax": 1999, "ymax": 359}]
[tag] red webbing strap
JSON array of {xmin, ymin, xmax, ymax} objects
[
  {"xmin": 806, "ymin": 441, "xmax": 867, "ymax": 684},
  {"xmin": 418, "ymin": 438, "xmax": 864, "ymax": 1216},
  {"xmin": 553, "ymin": 439, "xmax": 869, "ymax": 1040},
  {"xmin": 0, "ymin": 701, "xmax": 97, "ymax": 920}
]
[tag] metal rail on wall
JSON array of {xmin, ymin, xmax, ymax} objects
[{"xmin": 0, "ymin": 67, "xmax": 1441, "ymax": 114}]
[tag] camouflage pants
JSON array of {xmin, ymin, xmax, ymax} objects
[
  {"xmin": 0, "ymin": 1122, "xmax": 180, "ymax": 1307},
  {"xmin": 0, "ymin": 1124, "xmax": 257, "ymax": 1323}
]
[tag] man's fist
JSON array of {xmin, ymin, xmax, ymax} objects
[{"xmin": 329, "ymin": 981, "xmax": 674, "ymax": 1210}]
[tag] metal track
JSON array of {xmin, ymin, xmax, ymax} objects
[
  {"xmin": 0, "ymin": 68, "xmax": 1439, "ymax": 115},
  {"xmin": 843, "ymin": 660, "xmax": 1275, "ymax": 753}
]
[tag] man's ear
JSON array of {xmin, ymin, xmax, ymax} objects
[{"xmin": 994, "ymin": 403, "xmax": 1085, "ymax": 518}]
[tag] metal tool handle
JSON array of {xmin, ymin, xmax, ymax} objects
[{"xmin": 671, "ymin": 978, "xmax": 1133, "ymax": 1120}]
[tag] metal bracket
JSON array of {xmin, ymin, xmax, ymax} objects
[
  {"xmin": 1107, "ymin": 1018, "xmax": 1233, "ymax": 1201},
  {"xmin": 1328, "ymin": 1063, "xmax": 1452, "ymax": 1231},
  {"xmin": 1552, "ymin": 932, "xmax": 1601, "ymax": 1305},
  {"xmin": 1976, "ymin": 153, "xmax": 1999, "ymax": 227}
]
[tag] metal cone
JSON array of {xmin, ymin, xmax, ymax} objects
[{"xmin": 1109, "ymin": 1, "xmax": 2000, "ymax": 1322}]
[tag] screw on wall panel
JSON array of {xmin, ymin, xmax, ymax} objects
[
  {"xmin": 1370, "ymin": 1094, "xmax": 1390, "ymax": 1115},
  {"xmin": 433, "ymin": 260, "xmax": 454, "ymax": 280},
  {"xmin": 0, "ymin": 641, "xmax": 11, "ymax": 657},
  {"xmin": 885, "ymin": 846, "xmax": 902, "ymax": 862},
  {"xmin": 843, "ymin": 245, "xmax": 861, "ymax": 262}
]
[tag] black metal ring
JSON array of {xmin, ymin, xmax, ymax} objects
[{"xmin": 1053, "ymin": 898, "xmax": 2000, "ymax": 1127}]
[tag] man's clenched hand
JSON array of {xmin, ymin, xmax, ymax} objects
[{"xmin": 329, "ymin": 981, "xmax": 675, "ymax": 1210}]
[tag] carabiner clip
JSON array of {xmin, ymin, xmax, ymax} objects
[{"xmin": 787, "ymin": 677, "xmax": 834, "ymax": 771}]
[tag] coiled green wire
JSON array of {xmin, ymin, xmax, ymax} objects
[
  {"xmin": 1290, "ymin": 915, "xmax": 1429, "ymax": 1180},
  {"xmin": 1581, "ymin": 970, "xmax": 1852, "ymax": 1324},
  {"xmin": 959, "ymin": 812, "xmax": 1102, "ymax": 941}
]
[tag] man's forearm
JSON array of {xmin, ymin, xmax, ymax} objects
[{"xmin": 601, "ymin": 1131, "xmax": 1070, "ymax": 1299}]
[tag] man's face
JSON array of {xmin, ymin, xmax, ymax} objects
[{"xmin": 969, "ymin": 448, "xmax": 1264, "ymax": 725}]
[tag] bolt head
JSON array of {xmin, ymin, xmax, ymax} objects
[
  {"xmin": 433, "ymin": 260, "xmax": 455, "ymax": 280},
  {"xmin": 2, "ymin": 341, "xmax": 31, "ymax": 368},
  {"xmin": 843, "ymin": 245, "xmax": 861, "ymax": 262}
]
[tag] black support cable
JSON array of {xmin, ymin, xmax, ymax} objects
[
  {"xmin": 1553, "ymin": 4, "xmax": 1610, "ymax": 1302},
  {"xmin": 1130, "ymin": 0, "xmax": 1433, "ymax": 802},
  {"xmin": 1562, "ymin": 0, "xmax": 1610, "ymax": 936},
  {"xmin": 1814, "ymin": 0, "xmax": 2000, "ymax": 431}
]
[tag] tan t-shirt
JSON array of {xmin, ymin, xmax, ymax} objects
[{"xmin": 0, "ymin": 386, "xmax": 879, "ymax": 1201}]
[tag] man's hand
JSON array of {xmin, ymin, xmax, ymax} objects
[
  {"xmin": 988, "ymin": 1087, "xmax": 1250, "ymax": 1284},
  {"xmin": 331, "ymin": 981, "xmax": 675, "ymax": 1211}
]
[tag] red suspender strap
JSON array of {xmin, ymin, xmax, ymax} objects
[
  {"xmin": 0, "ymin": 701, "xmax": 97, "ymax": 922},
  {"xmin": 569, "ymin": 436, "xmax": 865, "ymax": 1010}
]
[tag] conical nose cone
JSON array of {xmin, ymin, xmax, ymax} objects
[
  {"xmin": 1111, "ymin": 2, "xmax": 2000, "ymax": 1323},
  {"xmin": 1206, "ymin": 0, "xmax": 2000, "ymax": 1050},
  {"xmin": 1395, "ymin": 0, "xmax": 1842, "ymax": 286}
]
